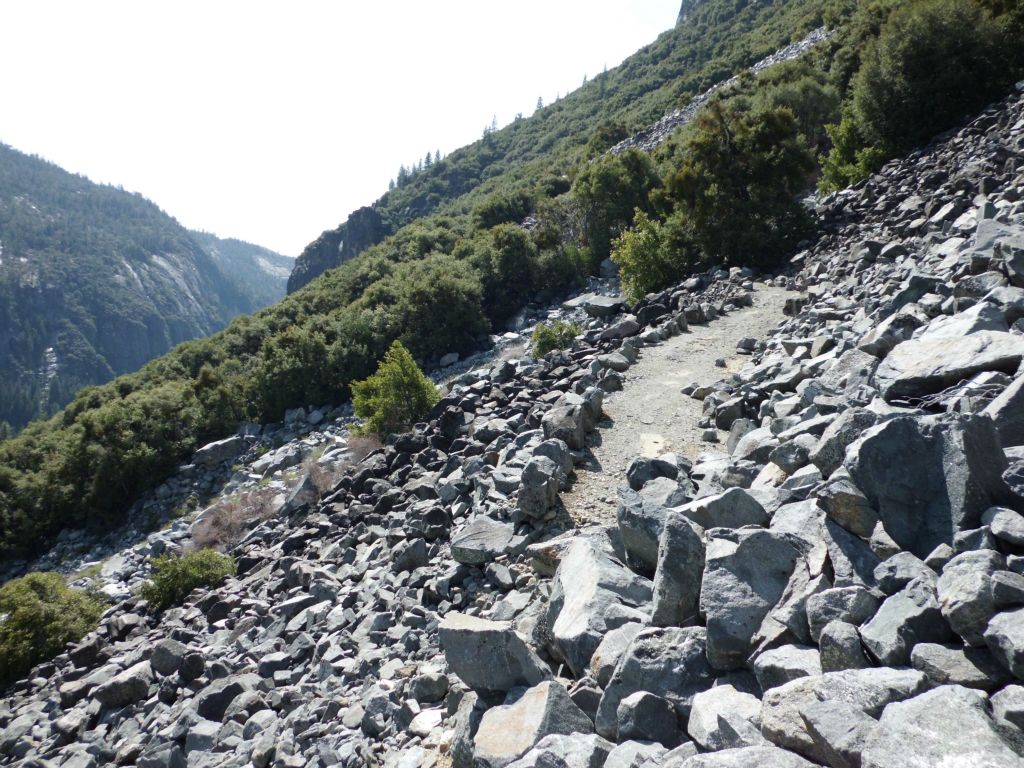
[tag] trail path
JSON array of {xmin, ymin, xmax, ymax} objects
[{"xmin": 563, "ymin": 283, "xmax": 797, "ymax": 525}]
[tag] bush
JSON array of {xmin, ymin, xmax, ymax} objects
[
  {"xmin": 851, "ymin": 0, "xmax": 1012, "ymax": 155},
  {"xmin": 140, "ymin": 549, "xmax": 234, "ymax": 612},
  {"xmin": 0, "ymin": 572, "xmax": 106, "ymax": 688},
  {"xmin": 662, "ymin": 103, "xmax": 815, "ymax": 267},
  {"xmin": 612, "ymin": 211, "xmax": 700, "ymax": 303},
  {"xmin": 531, "ymin": 320, "xmax": 582, "ymax": 357},
  {"xmin": 351, "ymin": 340, "xmax": 439, "ymax": 437}
]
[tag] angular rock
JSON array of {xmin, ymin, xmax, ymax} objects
[
  {"xmin": 760, "ymin": 668, "xmax": 928, "ymax": 763},
  {"xmin": 518, "ymin": 456, "xmax": 560, "ymax": 520},
  {"xmin": 590, "ymin": 622, "xmax": 645, "ymax": 688},
  {"xmin": 604, "ymin": 741, "xmax": 667, "ymax": 768},
  {"xmin": 671, "ymin": 746, "xmax": 816, "ymax": 767},
  {"xmin": 910, "ymin": 642, "xmax": 1010, "ymax": 690},
  {"xmin": 700, "ymin": 529, "xmax": 804, "ymax": 670},
  {"xmin": 844, "ymin": 413, "xmax": 1012, "ymax": 559},
  {"xmin": 753, "ymin": 645, "xmax": 822, "ymax": 691},
  {"xmin": 93, "ymin": 661, "xmax": 153, "ymax": 709},
  {"xmin": 547, "ymin": 537, "xmax": 652, "ymax": 678},
  {"xmin": 617, "ymin": 691, "xmax": 681, "ymax": 748},
  {"xmin": 677, "ymin": 488, "xmax": 769, "ymax": 530},
  {"xmin": 474, "ymin": 682, "xmax": 594, "ymax": 768},
  {"xmin": 596, "ymin": 626, "xmax": 714, "ymax": 739},
  {"xmin": 936, "ymin": 549, "xmax": 1004, "ymax": 645},
  {"xmin": 800, "ymin": 699, "xmax": 877, "ymax": 768},
  {"xmin": 451, "ymin": 516, "xmax": 515, "ymax": 565},
  {"xmin": 686, "ymin": 684, "xmax": 761, "ymax": 751},
  {"xmin": 439, "ymin": 613, "xmax": 551, "ymax": 695},
  {"xmin": 819, "ymin": 620, "xmax": 871, "ymax": 672},
  {"xmin": 859, "ymin": 577, "xmax": 953, "ymax": 665},
  {"xmin": 806, "ymin": 586, "xmax": 881, "ymax": 642},
  {"xmin": 651, "ymin": 511, "xmax": 705, "ymax": 627},
  {"xmin": 984, "ymin": 607, "xmax": 1024, "ymax": 679},
  {"xmin": 506, "ymin": 734, "xmax": 614, "ymax": 768},
  {"xmin": 861, "ymin": 685, "xmax": 1024, "ymax": 768},
  {"xmin": 874, "ymin": 331, "xmax": 1024, "ymax": 401}
]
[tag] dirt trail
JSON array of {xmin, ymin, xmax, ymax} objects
[{"xmin": 563, "ymin": 283, "xmax": 797, "ymax": 525}]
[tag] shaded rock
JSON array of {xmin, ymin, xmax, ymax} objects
[
  {"xmin": 518, "ymin": 456, "xmax": 560, "ymax": 521},
  {"xmin": 844, "ymin": 413, "xmax": 1012, "ymax": 559},
  {"xmin": 859, "ymin": 577, "xmax": 953, "ymax": 666},
  {"xmin": 651, "ymin": 511, "xmax": 705, "ymax": 627},
  {"xmin": 936, "ymin": 549, "xmax": 1004, "ymax": 645},
  {"xmin": 590, "ymin": 622, "xmax": 645, "ymax": 689},
  {"xmin": 910, "ymin": 642, "xmax": 1010, "ymax": 690},
  {"xmin": 686, "ymin": 684, "xmax": 761, "ymax": 751},
  {"xmin": 753, "ymin": 645, "xmax": 822, "ymax": 691},
  {"xmin": 806, "ymin": 587, "xmax": 881, "ymax": 643},
  {"xmin": 93, "ymin": 660, "xmax": 153, "ymax": 709},
  {"xmin": 873, "ymin": 552, "xmax": 934, "ymax": 596},
  {"xmin": 819, "ymin": 620, "xmax": 871, "ymax": 672},
  {"xmin": 617, "ymin": 691, "xmax": 681, "ymax": 748},
  {"xmin": 984, "ymin": 607, "xmax": 1024, "ymax": 678},
  {"xmin": 800, "ymin": 699, "xmax": 877, "ymax": 768},
  {"xmin": 700, "ymin": 528, "xmax": 804, "ymax": 670}
]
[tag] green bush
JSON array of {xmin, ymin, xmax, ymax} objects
[
  {"xmin": 140, "ymin": 549, "xmax": 235, "ymax": 612},
  {"xmin": 351, "ymin": 340, "xmax": 439, "ymax": 437},
  {"xmin": 0, "ymin": 572, "xmax": 106, "ymax": 688},
  {"xmin": 852, "ymin": 0, "xmax": 1012, "ymax": 155},
  {"xmin": 531, "ymin": 320, "xmax": 582, "ymax": 357},
  {"xmin": 612, "ymin": 211, "xmax": 699, "ymax": 303},
  {"xmin": 662, "ymin": 103, "xmax": 815, "ymax": 267}
]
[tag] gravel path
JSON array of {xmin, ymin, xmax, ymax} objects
[{"xmin": 563, "ymin": 283, "xmax": 797, "ymax": 525}]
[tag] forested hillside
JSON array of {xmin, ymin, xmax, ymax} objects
[
  {"xmin": 188, "ymin": 231, "xmax": 293, "ymax": 310},
  {"xmin": 0, "ymin": 146, "xmax": 289, "ymax": 433},
  {"xmin": 0, "ymin": 0, "xmax": 1020, "ymax": 559}
]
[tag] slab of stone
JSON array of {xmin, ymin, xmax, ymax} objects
[{"xmin": 439, "ymin": 613, "xmax": 551, "ymax": 695}]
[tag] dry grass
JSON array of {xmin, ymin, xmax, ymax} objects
[{"xmin": 191, "ymin": 486, "xmax": 283, "ymax": 551}]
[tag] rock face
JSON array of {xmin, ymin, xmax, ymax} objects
[{"xmin": 287, "ymin": 205, "xmax": 388, "ymax": 293}]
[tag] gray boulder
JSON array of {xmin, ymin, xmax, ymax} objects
[
  {"xmin": 195, "ymin": 674, "xmax": 259, "ymax": 722},
  {"xmin": 874, "ymin": 331, "xmax": 1024, "ymax": 401},
  {"xmin": 671, "ymin": 746, "xmax": 816, "ymax": 767},
  {"xmin": 686, "ymin": 684, "xmax": 761, "ymax": 751},
  {"xmin": 604, "ymin": 741, "xmax": 668, "ymax": 768},
  {"xmin": 844, "ymin": 413, "xmax": 1012, "ymax": 559},
  {"xmin": 984, "ymin": 374, "xmax": 1024, "ymax": 447},
  {"xmin": 859, "ymin": 577, "xmax": 953, "ymax": 666},
  {"xmin": 439, "ymin": 613, "xmax": 551, "ymax": 695},
  {"xmin": 596, "ymin": 626, "xmax": 715, "ymax": 739},
  {"xmin": 590, "ymin": 622, "xmax": 645, "ymax": 688},
  {"xmin": 806, "ymin": 586, "xmax": 881, "ymax": 642},
  {"xmin": 149, "ymin": 639, "xmax": 188, "ymax": 677},
  {"xmin": 753, "ymin": 645, "xmax": 822, "ymax": 691},
  {"xmin": 547, "ymin": 537, "xmax": 652, "ymax": 678},
  {"xmin": 542, "ymin": 404, "xmax": 586, "ymax": 450},
  {"xmin": 507, "ymin": 734, "xmax": 615, "ymax": 768},
  {"xmin": 474, "ymin": 682, "xmax": 595, "ymax": 768},
  {"xmin": 936, "ymin": 549, "xmax": 1004, "ymax": 645},
  {"xmin": 518, "ymin": 456, "xmax": 560, "ymax": 521},
  {"xmin": 651, "ymin": 511, "xmax": 705, "ymax": 627},
  {"xmin": 677, "ymin": 488, "xmax": 769, "ymax": 530},
  {"xmin": 451, "ymin": 516, "xmax": 515, "ymax": 565},
  {"xmin": 819, "ymin": 620, "xmax": 871, "ymax": 672},
  {"xmin": 910, "ymin": 643, "xmax": 1010, "ymax": 690},
  {"xmin": 617, "ymin": 691, "xmax": 681, "ymax": 748},
  {"xmin": 800, "ymin": 699, "xmax": 877, "ymax": 768},
  {"xmin": 983, "ymin": 506, "xmax": 1024, "ymax": 546},
  {"xmin": 700, "ymin": 529, "xmax": 805, "ymax": 670},
  {"xmin": 861, "ymin": 685, "xmax": 1024, "ymax": 768},
  {"xmin": 93, "ymin": 661, "xmax": 153, "ymax": 709},
  {"xmin": 760, "ymin": 668, "xmax": 928, "ymax": 763},
  {"xmin": 984, "ymin": 607, "xmax": 1024, "ymax": 678}
]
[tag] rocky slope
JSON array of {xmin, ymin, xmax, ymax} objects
[
  {"xmin": 4, "ymin": 84, "xmax": 1024, "ymax": 768},
  {"xmin": 0, "ymin": 144, "xmax": 288, "ymax": 432}
]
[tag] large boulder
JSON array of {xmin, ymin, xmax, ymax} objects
[
  {"xmin": 936, "ymin": 550, "xmax": 1005, "ymax": 645},
  {"xmin": 760, "ymin": 668, "xmax": 928, "ymax": 763},
  {"xmin": 874, "ymin": 331, "xmax": 1024, "ymax": 401},
  {"xmin": 546, "ymin": 537, "xmax": 652, "ymax": 678},
  {"xmin": 670, "ymin": 746, "xmax": 816, "ymax": 767},
  {"xmin": 518, "ymin": 456, "xmax": 560, "ymax": 521},
  {"xmin": 984, "ymin": 373, "xmax": 1024, "ymax": 448},
  {"xmin": 686, "ymin": 684, "xmax": 762, "ymax": 751},
  {"xmin": 507, "ymin": 734, "xmax": 615, "ymax": 768},
  {"xmin": 844, "ymin": 413, "xmax": 1013, "ymax": 559},
  {"xmin": 474, "ymin": 682, "xmax": 595, "ymax": 768},
  {"xmin": 700, "ymin": 529, "xmax": 805, "ymax": 670},
  {"xmin": 451, "ymin": 516, "xmax": 517, "ymax": 565},
  {"xmin": 676, "ymin": 488, "xmax": 769, "ymax": 530},
  {"xmin": 542, "ymin": 404, "xmax": 586, "ymax": 450},
  {"xmin": 596, "ymin": 626, "xmax": 715, "ymax": 740},
  {"xmin": 651, "ymin": 511, "xmax": 705, "ymax": 627},
  {"xmin": 984, "ymin": 607, "xmax": 1024, "ymax": 678},
  {"xmin": 92, "ymin": 661, "xmax": 153, "ymax": 709},
  {"xmin": 861, "ymin": 685, "xmax": 1024, "ymax": 768},
  {"xmin": 859, "ymin": 577, "xmax": 954, "ymax": 666},
  {"xmin": 439, "ymin": 614, "xmax": 551, "ymax": 695}
]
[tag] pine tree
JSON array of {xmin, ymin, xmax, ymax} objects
[
  {"xmin": 536, "ymin": 96, "xmax": 543, "ymax": 112},
  {"xmin": 434, "ymin": 150, "xmax": 441, "ymax": 164},
  {"xmin": 388, "ymin": 178, "xmax": 395, "ymax": 191},
  {"xmin": 491, "ymin": 115, "xmax": 498, "ymax": 133},
  {"xmin": 582, "ymin": 73, "xmax": 588, "ymax": 86},
  {"xmin": 424, "ymin": 151, "xmax": 433, "ymax": 169}
]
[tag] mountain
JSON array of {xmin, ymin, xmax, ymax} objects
[
  {"xmin": 0, "ymin": 0, "xmax": 1020, "ymax": 564},
  {"xmin": 0, "ymin": 144, "xmax": 288, "ymax": 432},
  {"xmin": 189, "ymin": 230, "xmax": 293, "ymax": 310}
]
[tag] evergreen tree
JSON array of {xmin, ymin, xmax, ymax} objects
[
  {"xmin": 536, "ymin": 96, "xmax": 543, "ymax": 112},
  {"xmin": 434, "ymin": 150, "xmax": 441, "ymax": 164}
]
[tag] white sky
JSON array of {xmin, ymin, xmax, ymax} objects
[{"xmin": 0, "ymin": 1, "xmax": 679, "ymax": 257}]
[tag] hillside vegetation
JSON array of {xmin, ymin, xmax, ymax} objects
[
  {"xmin": 0, "ymin": 146, "xmax": 291, "ymax": 435},
  {"xmin": 0, "ymin": 0, "xmax": 1021, "ymax": 559}
]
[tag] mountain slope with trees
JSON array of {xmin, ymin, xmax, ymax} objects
[
  {"xmin": 0, "ymin": 145, "xmax": 289, "ymax": 434},
  {"xmin": 0, "ymin": 0, "xmax": 1020, "ymax": 560}
]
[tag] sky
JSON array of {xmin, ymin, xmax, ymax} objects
[{"xmin": 0, "ymin": 1, "xmax": 680, "ymax": 257}]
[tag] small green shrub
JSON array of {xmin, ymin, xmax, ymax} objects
[
  {"xmin": 0, "ymin": 572, "xmax": 106, "ymax": 688},
  {"xmin": 140, "ymin": 549, "xmax": 235, "ymax": 612},
  {"xmin": 612, "ymin": 211, "xmax": 700, "ymax": 303},
  {"xmin": 351, "ymin": 340, "xmax": 439, "ymax": 437},
  {"xmin": 531, "ymin": 320, "xmax": 582, "ymax": 357}
]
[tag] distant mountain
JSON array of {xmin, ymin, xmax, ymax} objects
[
  {"xmin": 0, "ymin": 144, "xmax": 286, "ymax": 432},
  {"xmin": 189, "ymin": 230, "xmax": 293, "ymax": 310}
]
